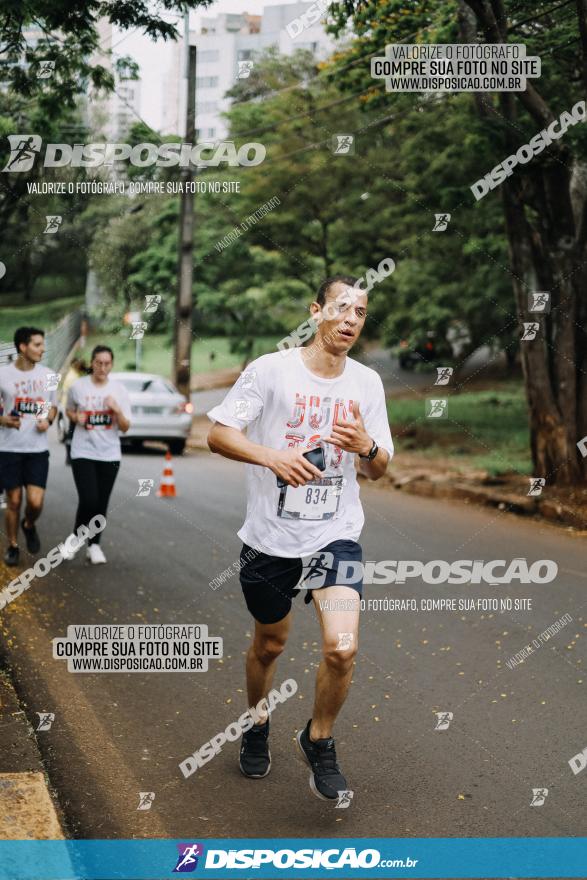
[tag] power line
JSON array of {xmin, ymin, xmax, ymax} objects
[
  {"xmin": 228, "ymin": 85, "xmax": 380, "ymax": 139},
  {"xmin": 201, "ymin": 7, "xmax": 582, "ymax": 143},
  {"xmin": 508, "ymin": 0, "xmax": 575, "ymax": 33},
  {"xmin": 108, "ymin": 27, "xmax": 140, "ymax": 53},
  {"xmin": 21, "ymin": 8, "xmax": 585, "ymax": 168},
  {"xmin": 226, "ymin": 42, "xmax": 384, "ymax": 108}
]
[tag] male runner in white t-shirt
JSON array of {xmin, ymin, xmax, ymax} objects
[
  {"xmin": 0, "ymin": 327, "xmax": 57, "ymax": 566},
  {"xmin": 207, "ymin": 276, "xmax": 393, "ymax": 800}
]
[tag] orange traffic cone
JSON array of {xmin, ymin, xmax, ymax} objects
[{"xmin": 157, "ymin": 451, "xmax": 177, "ymax": 497}]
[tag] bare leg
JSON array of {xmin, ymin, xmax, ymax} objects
[
  {"xmin": 23, "ymin": 484, "xmax": 44, "ymax": 528},
  {"xmin": 246, "ymin": 613, "xmax": 291, "ymax": 723},
  {"xmin": 310, "ymin": 585, "xmax": 360, "ymax": 740},
  {"xmin": 5, "ymin": 486, "xmax": 22, "ymax": 546}
]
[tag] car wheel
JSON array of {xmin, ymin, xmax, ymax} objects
[{"xmin": 168, "ymin": 439, "xmax": 186, "ymax": 456}]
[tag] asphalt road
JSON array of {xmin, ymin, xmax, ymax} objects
[{"xmin": 0, "ymin": 434, "xmax": 586, "ymax": 843}]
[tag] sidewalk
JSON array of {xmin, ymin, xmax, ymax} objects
[
  {"xmin": 384, "ymin": 451, "xmax": 587, "ymax": 531},
  {"xmin": 0, "ymin": 663, "xmax": 66, "ymax": 838}
]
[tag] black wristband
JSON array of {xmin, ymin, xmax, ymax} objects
[{"xmin": 359, "ymin": 439, "xmax": 378, "ymax": 462}]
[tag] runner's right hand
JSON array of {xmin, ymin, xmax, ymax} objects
[
  {"xmin": 77, "ymin": 411, "xmax": 88, "ymax": 428},
  {"xmin": 0, "ymin": 414, "xmax": 21, "ymax": 429},
  {"xmin": 267, "ymin": 449, "xmax": 323, "ymax": 488}
]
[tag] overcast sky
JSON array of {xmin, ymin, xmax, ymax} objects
[{"xmin": 113, "ymin": 0, "xmax": 298, "ymax": 130}]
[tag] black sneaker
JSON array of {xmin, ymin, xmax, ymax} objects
[
  {"xmin": 4, "ymin": 545, "xmax": 19, "ymax": 566},
  {"xmin": 239, "ymin": 719, "xmax": 271, "ymax": 778},
  {"xmin": 21, "ymin": 519, "xmax": 40, "ymax": 554},
  {"xmin": 296, "ymin": 719, "xmax": 348, "ymax": 801}
]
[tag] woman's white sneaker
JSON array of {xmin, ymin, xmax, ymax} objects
[
  {"xmin": 87, "ymin": 544, "xmax": 107, "ymax": 564},
  {"xmin": 60, "ymin": 534, "xmax": 82, "ymax": 561}
]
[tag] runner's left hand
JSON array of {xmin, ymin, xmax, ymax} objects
[
  {"xmin": 323, "ymin": 400, "xmax": 372, "ymax": 456},
  {"xmin": 104, "ymin": 395, "xmax": 119, "ymax": 414},
  {"xmin": 36, "ymin": 419, "xmax": 50, "ymax": 432}
]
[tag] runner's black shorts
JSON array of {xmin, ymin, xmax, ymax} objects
[
  {"xmin": 0, "ymin": 450, "xmax": 50, "ymax": 490},
  {"xmin": 239, "ymin": 539, "xmax": 363, "ymax": 624}
]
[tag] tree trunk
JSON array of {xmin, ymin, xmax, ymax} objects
[
  {"xmin": 462, "ymin": 0, "xmax": 586, "ymax": 484},
  {"xmin": 500, "ymin": 178, "xmax": 582, "ymax": 483}
]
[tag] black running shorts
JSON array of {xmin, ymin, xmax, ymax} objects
[
  {"xmin": 0, "ymin": 450, "xmax": 50, "ymax": 490},
  {"xmin": 239, "ymin": 539, "xmax": 363, "ymax": 625}
]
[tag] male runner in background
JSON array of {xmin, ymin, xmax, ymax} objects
[
  {"xmin": 0, "ymin": 327, "xmax": 57, "ymax": 565},
  {"xmin": 207, "ymin": 276, "xmax": 393, "ymax": 800}
]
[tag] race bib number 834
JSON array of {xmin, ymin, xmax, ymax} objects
[{"xmin": 277, "ymin": 477, "xmax": 343, "ymax": 521}]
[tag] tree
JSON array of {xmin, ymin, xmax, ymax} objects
[
  {"xmin": 0, "ymin": 0, "xmax": 212, "ymax": 110},
  {"xmin": 327, "ymin": 0, "xmax": 587, "ymax": 484},
  {"xmin": 223, "ymin": 47, "xmax": 406, "ymax": 335},
  {"xmin": 0, "ymin": 91, "xmax": 94, "ymax": 300},
  {"xmin": 0, "ymin": 0, "xmax": 212, "ymax": 303}
]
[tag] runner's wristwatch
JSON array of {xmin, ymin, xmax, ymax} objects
[{"xmin": 359, "ymin": 438, "xmax": 378, "ymax": 462}]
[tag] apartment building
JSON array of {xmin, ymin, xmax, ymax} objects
[{"xmin": 162, "ymin": 2, "xmax": 336, "ymax": 139}]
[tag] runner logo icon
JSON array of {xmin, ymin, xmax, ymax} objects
[
  {"xmin": 45, "ymin": 372, "xmax": 61, "ymax": 390},
  {"xmin": 521, "ymin": 322, "xmax": 539, "ymax": 341},
  {"xmin": 44, "ymin": 215, "xmax": 62, "ymax": 233},
  {"xmin": 136, "ymin": 479, "xmax": 155, "ymax": 497},
  {"xmin": 36, "ymin": 401, "xmax": 52, "ymax": 421},
  {"xmin": 335, "ymin": 789, "xmax": 354, "ymax": 808},
  {"xmin": 527, "ymin": 478, "xmax": 545, "ymax": 496},
  {"xmin": 432, "ymin": 213, "xmax": 451, "ymax": 231},
  {"xmin": 173, "ymin": 843, "xmax": 204, "ymax": 872},
  {"xmin": 238, "ymin": 60, "xmax": 254, "ymax": 78},
  {"xmin": 299, "ymin": 551, "xmax": 334, "ymax": 589},
  {"xmin": 529, "ymin": 291, "xmax": 550, "ymax": 313},
  {"xmin": 234, "ymin": 399, "xmax": 253, "ymax": 420},
  {"xmin": 426, "ymin": 399, "xmax": 448, "ymax": 419},
  {"xmin": 137, "ymin": 792, "xmax": 155, "ymax": 810},
  {"xmin": 3, "ymin": 135, "xmax": 42, "ymax": 172},
  {"xmin": 336, "ymin": 632, "xmax": 354, "ymax": 651},
  {"xmin": 239, "ymin": 369, "xmax": 257, "ymax": 389},
  {"xmin": 144, "ymin": 294, "xmax": 162, "ymax": 313},
  {"xmin": 434, "ymin": 711, "xmax": 453, "ymax": 731},
  {"xmin": 530, "ymin": 788, "xmax": 548, "ymax": 806},
  {"xmin": 130, "ymin": 321, "xmax": 148, "ymax": 340},
  {"xmin": 36, "ymin": 712, "xmax": 55, "ymax": 731},
  {"xmin": 331, "ymin": 134, "xmax": 355, "ymax": 155},
  {"xmin": 434, "ymin": 367, "xmax": 453, "ymax": 385},
  {"xmin": 37, "ymin": 60, "xmax": 55, "ymax": 79}
]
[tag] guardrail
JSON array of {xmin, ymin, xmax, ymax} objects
[{"xmin": 0, "ymin": 308, "xmax": 83, "ymax": 371}]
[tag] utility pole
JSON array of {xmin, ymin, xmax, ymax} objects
[{"xmin": 174, "ymin": 13, "xmax": 196, "ymax": 398}]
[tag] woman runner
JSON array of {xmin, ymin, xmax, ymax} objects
[{"xmin": 64, "ymin": 345, "xmax": 131, "ymax": 564}]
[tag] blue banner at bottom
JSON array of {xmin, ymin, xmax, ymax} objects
[{"xmin": 0, "ymin": 838, "xmax": 581, "ymax": 879}]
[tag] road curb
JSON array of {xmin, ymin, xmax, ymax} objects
[
  {"xmin": 0, "ymin": 667, "xmax": 68, "ymax": 839},
  {"xmin": 386, "ymin": 473, "xmax": 587, "ymax": 530},
  {"xmin": 187, "ymin": 433, "xmax": 586, "ymax": 531}
]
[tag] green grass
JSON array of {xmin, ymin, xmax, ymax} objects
[
  {"xmin": 388, "ymin": 385, "xmax": 532, "ymax": 476},
  {"xmin": 0, "ymin": 296, "xmax": 85, "ymax": 343},
  {"xmin": 74, "ymin": 333, "xmax": 282, "ymax": 377}
]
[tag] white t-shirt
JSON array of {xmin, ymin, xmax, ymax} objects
[
  {"xmin": 67, "ymin": 375, "xmax": 131, "ymax": 462},
  {"xmin": 0, "ymin": 362, "xmax": 58, "ymax": 453},
  {"xmin": 207, "ymin": 348, "xmax": 394, "ymax": 557}
]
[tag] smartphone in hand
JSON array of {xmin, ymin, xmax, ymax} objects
[{"xmin": 277, "ymin": 445, "xmax": 326, "ymax": 488}]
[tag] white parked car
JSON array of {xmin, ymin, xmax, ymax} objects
[
  {"xmin": 57, "ymin": 371, "xmax": 194, "ymax": 454},
  {"xmin": 113, "ymin": 372, "xmax": 193, "ymax": 455}
]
